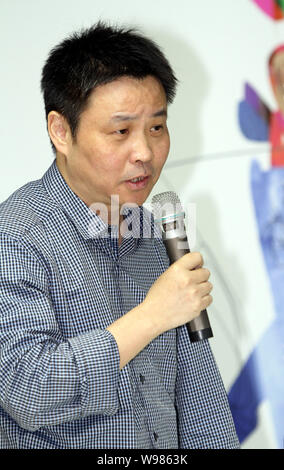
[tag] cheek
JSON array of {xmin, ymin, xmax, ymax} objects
[
  {"xmin": 83, "ymin": 144, "xmax": 119, "ymax": 173},
  {"xmin": 91, "ymin": 153, "xmax": 127, "ymax": 192},
  {"xmin": 155, "ymin": 136, "xmax": 170, "ymax": 166}
]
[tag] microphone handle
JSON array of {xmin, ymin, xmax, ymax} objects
[{"xmin": 163, "ymin": 235, "xmax": 213, "ymax": 342}]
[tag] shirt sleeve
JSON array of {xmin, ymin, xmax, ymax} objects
[
  {"xmin": 0, "ymin": 233, "xmax": 121, "ymax": 431},
  {"xmin": 175, "ymin": 325, "xmax": 240, "ymax": 449}
]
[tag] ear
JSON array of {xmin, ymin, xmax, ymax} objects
[{"xmin": 47, "ymin": 111, "xmax": 72, "ymax": 155}]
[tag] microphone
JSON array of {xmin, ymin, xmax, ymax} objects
[{"xmin": 151, "ymin": 191, "xmax": 213, "ymax": 343}]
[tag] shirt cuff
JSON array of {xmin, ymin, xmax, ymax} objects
[{"xmin": 68, "ymin": 328, "xmax": 120, "ymax": 417}]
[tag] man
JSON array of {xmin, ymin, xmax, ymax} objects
[{"xmin": 0, "ymin": 22, "xmax": 239, "ymax": 449}]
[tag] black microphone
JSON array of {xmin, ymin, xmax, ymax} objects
[{"xmin": 151, "ymin": 191, "xmax": 213, "ymax": 343}]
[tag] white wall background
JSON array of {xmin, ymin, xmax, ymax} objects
[{"xmin": 1, "ymin": 0, "xmax": 282, "ymax": 448}]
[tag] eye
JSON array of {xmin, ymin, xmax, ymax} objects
[
  {"xmin": 151, "ymin": 125, "xmax": 163, "ymax": 132},
  {"xmin": 115, "ymin": 128, "xmax": 128, "ymax": 135}
]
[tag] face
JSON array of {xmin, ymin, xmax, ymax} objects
[
  {"xmin": 270, "ymin": 50, "xmax": 284, "ymax": 114},
  {"xmin": 54, "ymin": 75, "xmax": 170, "ymax": 219}
]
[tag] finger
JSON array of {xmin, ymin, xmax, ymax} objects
[
  {"xmin": 200, "ymin": 294, "xmax": 213, "ymax": 311},
  {"xmin": 190, "ymin": 267, "xmax": 211, "ymax": 284},
  {"xmin": 199, "ymin": 281, "xmax": 213, "ymax": 296},
  {"xmin": 178, "ymin": 252, "xmax": 204, "ymax": 271}
]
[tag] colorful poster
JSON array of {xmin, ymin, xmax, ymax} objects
[
  {"xmin": 252, "ymin": 0, "xmax": 284, "ymax": 20},
  {"xmin": 229, "ymin": 44, "xmax": 284, "ymax": 448}
]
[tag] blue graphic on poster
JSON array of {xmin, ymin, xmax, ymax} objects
[
  {"xmin": 228, "ymin": 161, "xmax": 284, "ymax": 447},
  {"xmin": 228, "ymin": 43, "xmax": 284, "ymax": 448}
]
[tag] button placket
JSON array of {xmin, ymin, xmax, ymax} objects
[
  {"xmin": 153, "ymin": 432, "xmax": 159, "ymax": 442},
  {"xmin": 139, "ymin": 373, "xmax": 145, "ymax": 384}
]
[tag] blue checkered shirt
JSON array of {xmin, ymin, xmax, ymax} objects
[{"xmin": 0, "ymin": 161, "xmax": 239, "ymax": 449}]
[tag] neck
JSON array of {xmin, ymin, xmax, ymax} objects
[{"xmin": 56, "ymin": 156, "xmax": 125, "ymax": 244}]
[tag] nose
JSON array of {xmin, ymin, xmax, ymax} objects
[{"xmin": 129, "ymin": 134, "xmax": 153, "ymax": 164}]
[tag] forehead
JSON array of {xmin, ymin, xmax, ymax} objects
[{"xmin": 85, "ymin": 75, "xmax": 167, "ymax": 116}]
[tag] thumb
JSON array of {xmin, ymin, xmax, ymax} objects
[{"xmin": 176, "ymin": 252, "xmax": 204, "ymax": 271}]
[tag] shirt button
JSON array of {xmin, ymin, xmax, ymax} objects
[
  {"xmin": 139, "ymin": 374, "xmax": 145, "ymax": 384},
  {"xmin": 153, "ymin": 432, "xmax": 159, "ymax": 442}
]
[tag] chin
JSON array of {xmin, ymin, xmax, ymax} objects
[{"xmin": 122, "ymin": 197, "xmax": 144, "ymax": 208}]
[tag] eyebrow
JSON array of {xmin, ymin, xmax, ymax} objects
[{"xmin": 110, "ymin": 108, "xmax": 167, "ymax": 122}]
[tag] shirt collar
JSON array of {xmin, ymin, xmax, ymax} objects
[
  {"xmin": 42, "ymin": 160, "xmax": 109, "ymax": 240},
  {"xmin": 41, "ymin": 160, "xmax": 160, "ymax": 244}
]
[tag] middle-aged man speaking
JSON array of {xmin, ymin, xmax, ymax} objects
[{"xmin": 0, "ymin": 22, "xmax": 239, "ymax": 449}]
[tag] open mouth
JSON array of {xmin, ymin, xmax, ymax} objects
[{"xmin": 125, "ymin": 175, "xmax": 150, "ymax": 190}]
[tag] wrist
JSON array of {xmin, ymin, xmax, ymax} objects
[
  {"xmin": 138, "ymin": 300, "xmax": 165, "ymax": 338},
  {"xmin": 106, "ymin": 302, "xmax": 163, "ymax": 370}
]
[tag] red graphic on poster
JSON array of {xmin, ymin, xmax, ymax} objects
[
  {"xmin": 239, "ymin": 45, "xmax": 284, "ymax": 167},
  {"xmin": 252, "ymin": 0, "xmax": 284, "ymax": 20}
]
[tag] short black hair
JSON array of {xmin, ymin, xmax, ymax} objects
[{"xmin": 41, "ymin": 21, "xmax": 178, "ymax": 152}]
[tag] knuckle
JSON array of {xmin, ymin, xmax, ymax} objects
[
  {"xmin": 208, "ymin": 294, "xmax": 213, "ymax": 305},
  {"xmin": 189, "ymin": 285, "xmax": 198, "ymax": 297},
  {"xmin": 203, "ymin": 268, "xmax": 210, "ymax": 279},
  {"xmin": 194, "ymin": 299, "xmax": 202, "ymax": 314},
  {"xmin": 196, "ymin": 252, "xmax": 203, "ymax": 265},
  {"xmin": 187, "ymin": 271, "xmax": 194, "ymax": 285},
  {"xmin": 191, "ymin": 252, "xmax": 203, "ymax": 267},
  {"xmin": 179, "ymin": 271, "xmax": 189, "ymax": 288}
]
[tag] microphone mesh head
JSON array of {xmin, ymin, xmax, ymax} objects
[
  {"xmin": 151, "ymin": 191, "xmax": 184, "ymax": 223},
  {"xmin": 152, "ymin": 191, "xmax": 180, "ymax": 206}
]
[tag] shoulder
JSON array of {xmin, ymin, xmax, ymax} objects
[{"xmin": 0, "ymin": 177, "xmax": 57, "ymax": 243}]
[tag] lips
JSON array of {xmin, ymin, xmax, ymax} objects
[
  {"xmin": 126, "ymin": 174, "xmax": 150, "ymax": 182},
  {"xmin": 125, "ymin": 175, "xmax": 150, "ymax": 190}
]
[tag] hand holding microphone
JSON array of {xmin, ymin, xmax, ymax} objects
[
  {"xmin": 148, "ymin": 191, "xmax": 214, "ymax": 342},
  {"xmin": 142, "ymin": 251, "xmax": 213, "ymax": 335},
  {"xmin": 106, "ymin": 191, "xmax": 213, "ymax": 371}
]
